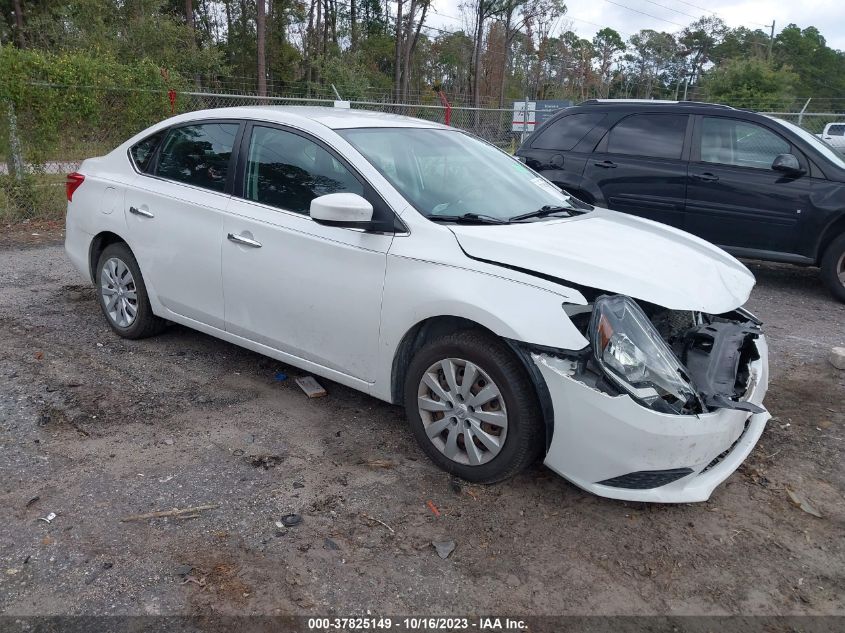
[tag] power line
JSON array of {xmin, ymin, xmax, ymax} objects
[
  {"xmin": 597, "ymin": 0, "xmax": 686, "ymax": 28},
  {"xmin": 639, "ymin": 0, "xmax": 702, "ymax": 21},
  {"xmin": 653, "ymin": 0, "xmax": 772, "ymax": 29}
]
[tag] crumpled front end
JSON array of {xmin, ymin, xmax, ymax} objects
[{"xmin": 536, "ymin": 303, "xmax": 769, "ymax": 503}]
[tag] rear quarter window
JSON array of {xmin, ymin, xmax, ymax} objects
[
  {"xmin": 129, "ymin": 130, "xmax": 166, "ymax": 173},
  {"xmin": 530, "ymin": 113, "xmax": 607, "ymax": 151}
]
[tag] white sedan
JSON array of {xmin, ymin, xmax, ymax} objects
[{"xmin": 65, "ymin": 106, "xmax": 770, "ymax": 502}]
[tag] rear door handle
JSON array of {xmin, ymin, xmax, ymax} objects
[
  {"xmin": 594, "ymin": 160, "xmax": 617, "ymax": 168},
  {"xmin": 129, "ymin": 206, "xmax": 154, "ymax": 218},
  {"xmin": 692, "ymin": 172, "xmax": 719, "ymax": 183},
  {"xmin": 227, "ymin": 232, "xmax": 262, "ymax": 248}
]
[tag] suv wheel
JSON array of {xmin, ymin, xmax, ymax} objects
[
  {"xmin": 403, "ymin": 329, "xmax": 544, "ymax": 483},
  {"xmin": 820, "ymin": 233, "xmax": 845, "ymax": 302}
]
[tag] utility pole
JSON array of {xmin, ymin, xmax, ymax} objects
[{"xmin": 767, "ymin": 21, "xmax": 775, "ymax": 61}]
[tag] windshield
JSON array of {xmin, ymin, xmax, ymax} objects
[
  {"xmin": 769, "ymin": 117, "xmax": 845, "ymax": 170},
  {"xmin": 338, "ymin": 127, "xmax": 578, "ymax": 221}
]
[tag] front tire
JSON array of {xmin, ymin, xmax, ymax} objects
[
  {"xmin": 403, "ymin": 329, "xmax": 544, "ymax": 483},
  {"xmin": 95, "ymin": 242, "xmax": 166, "ymax": 339},
  {"xmin": 820, "ymin": 233, "xmax": 845, "ymax": 303}
]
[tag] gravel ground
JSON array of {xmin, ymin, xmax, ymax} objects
[{"xmin": 0, "ymin": 232, "xmax": 843, "ymax": 618}]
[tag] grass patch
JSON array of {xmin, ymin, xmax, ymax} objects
[{"xmin": 0, "ymin": 174, "xmax": 67, "ymax": 222}]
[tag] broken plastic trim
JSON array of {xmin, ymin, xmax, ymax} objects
[{"xmin": 679, "ymin": 320, "xmax": 765, "ymax": 414}]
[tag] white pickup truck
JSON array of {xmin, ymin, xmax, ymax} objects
[{"xmin": 816, "ymin": 122, "xmax": 845, "ymax": 151}]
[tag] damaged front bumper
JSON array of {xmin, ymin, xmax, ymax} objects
[{"xmin": 534, "ymin": 336, "xmax": 769, "ymax": 503}]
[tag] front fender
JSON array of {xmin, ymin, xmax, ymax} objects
[{"xmin": 371, "ymin": 253, "xmax": 589, "ymax": 401}]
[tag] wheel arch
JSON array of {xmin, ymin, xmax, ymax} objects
[
  {"xmin": 89, "ymin": 231, "xmax": 128, "ymax": 282},
  {"xmin": 816, "ymin": 214, "xmax": 845, "ymax": 265},
  {"xmin": 390, "ymin": 315, "xmax": 555, "ymax": 452}
]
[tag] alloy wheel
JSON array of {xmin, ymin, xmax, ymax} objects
[
  {"xmin": 417, "ymin": 358, "xmax": 508, "ymax": 466},
  {"xmin": 100, "ymin": 257, "xmax": 138, "ymax": 328},
  {"xmin": 838, "ymin": 251, "xmax": 845, "ymax": 288}
]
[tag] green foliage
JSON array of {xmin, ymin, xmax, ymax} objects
[
  {"xmin": 6, "ymin": 0, "xmax": 226, "ymax": 80},
  {"xmin": 701, "ymin": 58, "xmax": 799, "ymax": 110},
  {"xmin": 773, "ymin": 24, "xmax": 845, "ymax": 99},
  {"xmin": 0, "ymin": 47, "xmax": 184, "ymax": 165},
  {"xmin": 0, "ymin": 174, "xmax": 66, "ymax": 221},
  {"xmin": 318, "ymin": 56, "xmax": 384, "ymax": 100}
]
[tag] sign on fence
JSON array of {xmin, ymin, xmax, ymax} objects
[
  {"xmin": 535, "ymin": 100, "xmax": 573, "ymax": 125},
  {"xmin": 512, "ymin": 101, "xmax": 536, "ymax": 132},
  {"xmin": 512, "ymin": 100, "xmax": 573, "ymax": 133}
]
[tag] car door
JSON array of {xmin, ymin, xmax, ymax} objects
[
  {"xmin": 685, "ymin": 115, "xmax": 813, "ymax": 256},
  {"xmin": 581, "ymin": 112, "xmax": 690, "ymax": 228},
  {"xmin": 222, "ymin": 123, "xmax": 394, "ymax": 382},
  {"xmin": 126, "ymin": 120, "xmax": 242, "ymax": 329},
  {"xmin": 518, "ymin": 112, "xmax": 609, "ymax": 193}
]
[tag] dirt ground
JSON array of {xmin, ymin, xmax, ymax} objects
[{"xmin": 0, "ymin": 226, "xmax": 843, "ymax": 619}]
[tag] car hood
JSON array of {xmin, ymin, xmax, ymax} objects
[{"xmin": 449, "ymin": 208, "xmax": 755, "ymax": 313}]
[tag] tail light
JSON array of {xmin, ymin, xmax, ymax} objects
[{"xmin": 66, "ymin": 172, "xmax": 85, "ymax": 202}]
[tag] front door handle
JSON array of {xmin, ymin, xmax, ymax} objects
[
  {"xmin": 227, "ymin": 232, "xmax": 262, "ymax": 248},
  {"xmin": 594, "ymin": 160, "xmax": 617, "ymax": 168},
  {"xmin": 692, "ymin": 172, "xmax": 719, "ymax": 183},
  {"xmin": 129, "ymin": 206, "xmax": 154, "ymax": 218}
]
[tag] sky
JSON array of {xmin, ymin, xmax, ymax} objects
[{"xmin": 427, "ymin": 0, "xmax": 845, "ymax": 52}]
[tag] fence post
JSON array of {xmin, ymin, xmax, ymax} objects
[
  {"xmin": 797, "ymin": 98, "xmax": 811, "ymax": 128},
  {"xmin": 5, "ymin": 101, "xmax": 24, "ymax": 181}
]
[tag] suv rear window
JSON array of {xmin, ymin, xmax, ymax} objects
[
  {"xmin": 606, "ymin": 114, "xmax": 688, "ymax": 160},
  {"xmin": 531, "ymin": 113, "xmax": 606, "ymax": 151}
]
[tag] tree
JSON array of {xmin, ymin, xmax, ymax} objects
[
  {"xmin": 256, "ymin": 0, "xmax": 267, "ymax": 96},
  {"xmin": 702, "ymin": 58, "xmax": 798, "ymax": 110},
  {"xmin": 393, "ymin": 0, "xmax": 403, "ymax": 100},
  {"xmin": 678, "ymin": 16, "xmax": 727, "ymax": 89},
  {"xmin": 592, "ymin": 28, "xmax": 624, "ymax": 97},
  {"xmin": 625, "ymin": 30, "xmax": 679, "ymax": 98},
  {"xmin": 467, "ymin": 0, "xmax": 504, "ymax": 107},
  {"xmin": 773, "ymin": 24, "xmax": 845, "ymax": 99}
]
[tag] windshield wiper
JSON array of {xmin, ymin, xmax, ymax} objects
[
  {"xmin": 508, "ymin": 205, "xmax": 573, "ymax": 223},
  {"xmin": 428, "ymin": 213, "xmax": 509, "ymax": 225}
]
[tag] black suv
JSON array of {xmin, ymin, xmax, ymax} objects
[{"xmin": 516, "ymin": 100, "xmax": 845, "ymax": 301}]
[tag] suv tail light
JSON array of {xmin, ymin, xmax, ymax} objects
[{"xmin": 66, "ymin": 172, "xmax": 85, "ymax": 202}]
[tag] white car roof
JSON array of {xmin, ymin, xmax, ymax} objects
[{"xmin": 170, "ymin": 105, "xmax": 451, "ymax": 131}]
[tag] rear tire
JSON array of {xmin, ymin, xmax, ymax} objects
[
  {"xmin": 403, "ymin": 329, "xmax": 544, "ymax": 483},
  {"xmin": 95, "ymin": 242, "xmax": 166, "ymax": 339},
  {"xmin": 820, "ymin": 233, "xmax": 845, "ymax": 303}
]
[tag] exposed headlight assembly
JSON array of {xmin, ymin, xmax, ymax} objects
[{"xmin": 589, "ymin": 295, "xmax": 703, "ymax": 414}]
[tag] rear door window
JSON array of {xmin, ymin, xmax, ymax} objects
[
  {"xmin": 606, "ymin": 114, "xmax": 688, "ymax": 160},
  {"xmin": 531, "ymin": 113, "xmax": 607, "ymax": 150},
  {"xmin": 700, "ymin": 117, "xmax": 790, "ymax": 169},
  {"xmin": 827, "ymin": 124, "xmax": 845, "ymax": 136},
  {"xmin": 156, "ymin": 122, "xmax": 240, "ymax": 192}
]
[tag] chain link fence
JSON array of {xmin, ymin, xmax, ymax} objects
[
  {"xmin": 2, "ymin": 84, "xmax": 843, "ymax": 221},
  {"xmin": 0, "ymin": 85, "xmax": 519, "ymax": 220}
]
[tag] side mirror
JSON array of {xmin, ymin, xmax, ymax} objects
[
  {"xmin": 771, "ymin": 153, "xmax": 804, "ymax": 175},
  {"xmin": 310, "ymin": 193, "xmax": 374, "ymax": 228}
]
